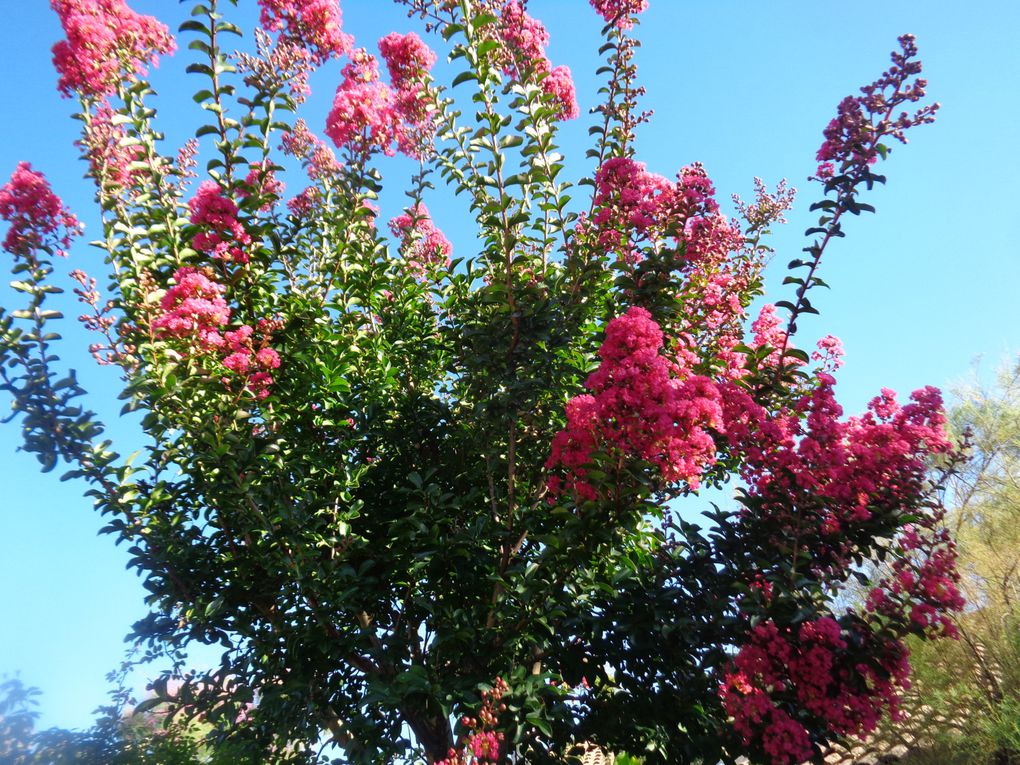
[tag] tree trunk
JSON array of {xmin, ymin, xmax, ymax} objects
[{"xmin": 404, "ymin": 707, "xmax": 454, "ymax": 763}]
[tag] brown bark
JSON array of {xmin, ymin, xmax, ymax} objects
[{"xmin": 404, "ymin": 707, "xmax": 454, "ymax": 763}]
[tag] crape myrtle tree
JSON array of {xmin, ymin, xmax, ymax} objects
[{"xmin": 0, "ymin": 0, "xmax": 965, "ymax": 763}]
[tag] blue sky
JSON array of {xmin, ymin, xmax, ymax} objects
[{"xmin": 0, "ymin": 0, "xmax": 1017, "ymax": 732}]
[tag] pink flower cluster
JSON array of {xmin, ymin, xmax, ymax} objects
[
  {"xmin": 488, "ymin": 2, "xmax": 579, "ymax": 120},
  {"xmin": 152, "ymin": 268, "xmax": 282, "ymax": 398},
  {"xmin": 389, "ymin": 203, "xmax": 452, "ymax": 277},
  {"xmin": 811, "ymin": 334, "xmax": 845, "ymax": 373},
  {"xmin": 741, "ymin": 303, "xmax": 816, "ymax": 375},
  {"xmin": 281, "ymin": 120, "xmax": 342, "ymax": 181},
  {"xmin": 257, "ymin": 0, "xmax": 352, "ymax": 65},
  {"xmin": 237, "ymin": 28, "xmax": 315, "ymax": 102},
  {"xmin": 814, "ymin": 35, "xmax": 938, "ymax": 179},
  {"xmin": 583, "ymin": 159, "xmax": 769, "ymax": 383},
  {"xmin": 670, "ymin": 266, "xmax": 758, "ymax": 380},
  {"xmin": 286, "ymin": 187, "xmax": 321, "ymax": 218},
  {"xmin": 0, "ymin": 162, "xmax": 81, "ymax": 257},
  {"xmin": 492, "ymin": 0, "xmax": 548, "ymax": 70},
  {"xmin": 379, "ymin": 32, "xmax": 436, "ymax": 87},
  {"xmin": 578, "ymin": 168, "xmax": 793, "ymax": 404},
  {"xmin": 51, "ymin": 0, "xmax": 175, "ymax": 98},
  {"xmin": 436, "ymin": 677, "xmax": 508, "ymax": 765},
  {"xmin": 866, "ymin": 523, "xmax": 964, "ymax": 639},
  {"xmin": 325, "ymin": 42, "xmax": 437, "ymax": 159},
  {"xmin": 725, "ymin": 378, "xmax": 953, "ymax": 574},
  {"xmin": 589, "ymin": 0, "xmax": 649, "ymax": 29},
  {"xmin": 720, "ymin": 619, "xmax": 911, "ymax": 765},
  {"xmin": 749, "ymin": 304, "xmax": 787, "ymax": 366},
  {"xmin": 732, "ymin": 177, "xmax": 797, "ymax": 232},
  {"xmin": 816, "ymin": 95, "xmax": 874, "ymax": 171},
  {"xmin": 590, "ymin": 157, "xmax": 672, "ymax": 260},
  {"xmin": 151, "ymin": 267, "xmax": 232, "ymax": 350},
  {"xmin": 378, "ymin": 32, "xmax": 440, "ymax": 155},
  {"xmin": 669, "ymin": 163, "xmax": 723, "ymax": 221},
  {"xmin": 543, "ymin": 66, "xmax": 580, "ymax": 121},
  {"xmin": 379, "ymin": 31, "xmax": 436, "ymax": 118},
  {"xmin": 325, "ymin": 53, "xmax": 392, "ymax": 158},
  {"xmin": 222, "ymin": 323, "xmax": 282, "ymax": 399},
  {"xmin": 546, "ymin": 306, "xmax": 725, "ymax": 501},
  {"xmin": 654, "ymin": 177, "xmax": 796, "ymax": 379},
  {"xmin": 78, "ymin": 102, "xmax": 144, "ymax": 192},
  {"xmin": 188, "ymin": 181, "xmax": 253, "ymax": 264},
  {"xmin": 591, "ymin": 158, "xmax": 739, "ymax": 266},
  {"xmin": 240, "ymin": 162, "xmax": 285, "ymax": 212},
  {"xmin": 681, "ymin": 211, "xmax": 745, "ymax": 268}
]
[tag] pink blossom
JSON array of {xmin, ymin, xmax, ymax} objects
[
  {"xmin": 240, "ymin": 162, "xmax": 285, "ymax": 211},
  {"xmin": 721, "ymin": 619, "xmax": 912, "ymax": 765},
  {"xmin": 758, "ymin": 709, "xmax": 813, "ymax": 765},
  {"xmin": 188, "ymin": 181, "xmax": 253, "ymax": 263},
  {"xmin": 256, "ymin": 347, "xmax": 281, "ymax": 369},
  {"xmin": 257, "ymin": 0, "xmax": 352, "ymax": 65},
  {"xmin": 152, "ymin": 267, "xmax": 231, "ymax": 350},
  {"xmin": 485, "ymin": 2, "xmax": 579, "ymax": 125},
  {"xmin": 378, "ymin": 32, "xmax": 437, "ymax": 93},
  {"xmin": 225, "ymin": 325, "xmax": 255, "ymax": 350},
  {"xmin": 814, "ymin": 36, "xmax": 938, "ymax": 180},
  {"xmin": 724, "ymin": 374, "xmax": 956, "ymax": 580},
  {"xmin": 682, "ymin": 213, "xmax": 744, "ymax": 266},
  {"xmin": 496, "ymin": 1, "xmax": 551, "ymax": 75},
  {"xmin": 221, "ymin": 323, "xmax": 282, "ymax": 398},
  {"xmin": 542, "ymin": 66, "xmax": 580, "ymax": 121},
  {"xmin": 325, "ymin": 43, "xmax": 440, "ymax": 159},
  {"xmin": 51, "ymin": 0, "xmax": 175, "ymax": 98},
  {"xmin": 750, "ymin": 304, "xmax": 788, "ymax": 366},
  {"xmin": 591, "ymin": 157, "xmax": 672, "ymax": 260},
  {"xmin": 468, "ymin": 730, "xmax": 501, "ymax": 759},
  {"xmin": 812, "ymin": 334, "xmax": 845, "ymax": 371},
  {"xmin": 325, "ymin": 49, "xmax": 400, "ymax": 157},
  {"xmin": 237, "ymin": 29, "xmax": 314, "ymax": 102},
  {"xmin": 866, "ymin": 518, "xmax": 964, "ymax": 639},
  {"xmin": 287, "ymin": 187, "xmax": 320, "ymax": 217},
  {"xmin": 247, "ymin": 371, "xmax": 275, "ymax": 399},
  {"xmin": 378, "ymin": 32, "xmax": 439, "ymax": 155},
  {"xmin": 0, "ymin": 162, "xmax": 81, "ymax": 257},
  {"xmin": 546, "ymin": 307, "xmax": 725, "ymax": 500},
  {"xmin": 589, "ymin": 0, "xmax": 649, "ymax": 29},
  {"xmin": 658, "ymin": 162, "xmax": 721, "ymax": 223},
  {"xmin": 588, "ymin": 158, "xmax": 739, "ymax": 267},
  {"xmin": 389, "ymin": 203, "xmax": 452, "ymax": 277},
  {"xmin": 281, "ymin": 120, "xmax": 342, "ymax": 180},
  {"xmin": 223, "ymin": 350, "xmax": 252, "ymax": 374},
  {"xmin": 816, "ymin": 95, "xmax": 874, "ymax": 170},
  {"xmin": 78, "ymin": 102, "xmax": 144, "ymax": 191},
  {"xmin": 436, "ymin": 677, "xmax": 508, "ymax": 765}
]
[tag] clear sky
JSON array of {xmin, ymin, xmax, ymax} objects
[{"xmin": 0, "ymin": 0, "xmax": 1017, "ymax": 733}]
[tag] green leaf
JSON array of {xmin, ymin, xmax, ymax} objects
[
  {"xmin": 452, "ymin": 71, "xmax": 478, "ymax": 88},
  {"xmin": 178, "ymin": 19, "xmax": 209, "ymax": 35},
  {"xmin": 131, "ymin": 697, "xmax": 165, "ymax": 716}
]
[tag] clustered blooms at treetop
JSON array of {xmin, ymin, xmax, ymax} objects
[{"xmin": 0, "ymin": 0, "xmax": 962, "ymax": 764}]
